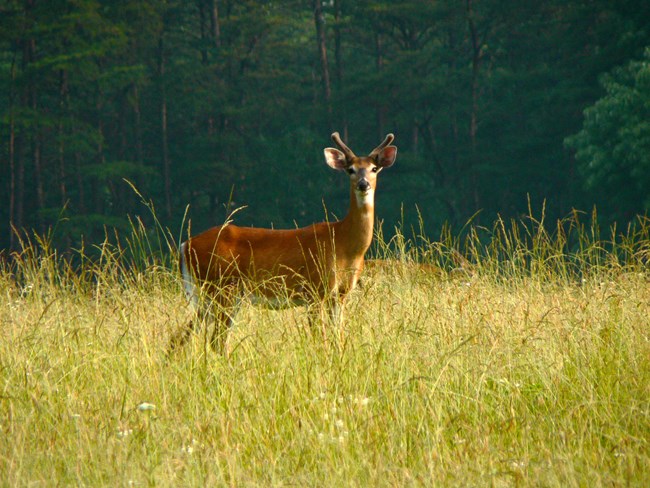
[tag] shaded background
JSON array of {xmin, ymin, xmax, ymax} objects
[{"xmin": 1, "ymin": 0, "xmax": 649, "ymax": 252}]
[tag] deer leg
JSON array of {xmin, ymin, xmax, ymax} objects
[
  {"xmin": 306, "ymin": 302, "xmax": 328, "ymax": 343},
  {"xmin": 209, "ymin": 289, "xmax": 241, "ymax": 355},
  {"xmin": 329, "ymin": 298, "xmax": 344, "ymax": 327},
  {"xmin": 330, "ymin": 291, "xmax": 347, "ymax": 346},
  {"xmin": 304, "ymin": 291, "xmax": 345, "ymax": 347},
  {"xmin": 209, "ymin": 309, "xmax": 231, "ymax": 354},
  {"xmin": 168, "ymin": 302, "xmax": 211, "ymax": 355},
  {"xmin": 169, "ymin": 251, "xmax": 203, "ymax": 354},
  {"xmin": 168, "ymin": 290, "xmax": 207, "ymax": 355},
  {"xmin": 168, "ymin": 319, "xmax": 196, "ymax": 354},
  {"xmin": 210, "ymin": 307, "xmax": 241, "ymax": 354}
]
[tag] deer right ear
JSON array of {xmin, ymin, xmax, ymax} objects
[
  {"xmin": 324, "ymin": 148, "xmax": 347, "ymax": 170},
  {"xmin": 377, "ymin": 146, "xmax": 397, "ymax": 168}
]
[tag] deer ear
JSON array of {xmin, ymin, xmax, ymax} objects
[
  {"xmin": 376, "ymin": 146, "xmax": 397, "ymax": 168},
  {"xmin": 324, "ymin": 148, "xmax": 347, "ymax": 170}
]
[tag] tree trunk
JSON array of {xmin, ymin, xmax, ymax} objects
[
  {"xmin": 8, "ymin": 38, "xmax": 19, "ymax": 249},
  {"xmin": 333, "ymin": 0, "xmax": 343, "ymax": 89},
  {"xmin": 159, "ymin": 36, "xmax": 172, "ymax": 220},
  {"xmin": 75, "ymin": 148, "xmax": 85, "ymax": 214},
  {"xmin": 26, "ymin": 39, "xmax": 45, "ymax": 232},
  {"xmin": 192, "ymin": 0, "xmax": 222, "ymax": 63},
  {"xmin": 313, "ymin": 0, "xmax": 332, "ymax": 115},
  {"xmin": 57, "ymin": 74, "xmax": 70, "ymax": 250},
  {"xmin": 22, "ymin": 1, "xmax": 45, "ymax": 232},
  {"xmin": 9, "ymin": 106, "xmax": 16, "ymax": 247},
  {"xmin": 209, "ymin": 0, "xmax": 221, "ymax": 48},
  {"xmin": 198, "ymin": 0, "xmax": 209, "ymax": 64},
  {"xmin": 58, "ymin": 68, "xmax": 68, "ymax": 207},
  {"xmin": 95, "ymin": 112, "xmax": 105, "ymax": 216},
  {"xmin": 333, "ymin": 0, "xmax": 347, "ymax": 135},
  {"xmin": 133, "ymin": 84, "xmax": 144, "ymax": 166},
  {"xmin": 375, "ymin": 32, "xmax": 385, "ymax": 139},
  {"xmin": 412, "ymin": 124, "xmax": 418, "ymax": 153},
  {"xmin": 467, "ymin": 0, "xmax": 482, "ymax": 213}
]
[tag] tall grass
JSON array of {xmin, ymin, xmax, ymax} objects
[{"xmin": 1, "ymin": 211, "xmax": 648, "ymax": 486}]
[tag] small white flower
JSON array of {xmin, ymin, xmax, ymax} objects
[
  {"xmin": 353, "ymin": 396, "xmax": 370, "ymax": 406},
  {"xmin": 117, "ymin": 428, "xmax": 133, "ymax": 439},
  {"xmin": 510, "ymin": 460, "xmax": 526, "ymax": 469},
  {"xmin": 335, "ymin": 419, "xmax": 345, "ymax": 429}
]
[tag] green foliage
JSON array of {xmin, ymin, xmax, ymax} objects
[
  {"xmin": 1, "ymin": 0, "xmax": 650, "ymax": 250},
  {"xmin": 567, "ymin": 49, "xmax": 650, "ymax": 219}
]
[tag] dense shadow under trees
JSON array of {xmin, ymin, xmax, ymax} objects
[{"xmin": 1, "ymin": 0, "xmax": 649, "ymax": 252}]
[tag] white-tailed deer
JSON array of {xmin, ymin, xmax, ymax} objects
[{"xmin": 172, "ymin": 132, "xmax": 397, "ymax": 352}]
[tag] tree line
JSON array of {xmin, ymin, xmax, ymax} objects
[{"xmin": 1, "ymin": 0, "xmax": 649, "ymax": 252}]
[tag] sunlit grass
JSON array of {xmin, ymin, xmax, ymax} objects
[{"xmin": 1, "ymin": 213, "xmax": 648, "ymax": 486}]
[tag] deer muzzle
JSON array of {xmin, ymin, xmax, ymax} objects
[{"xmin": 357, "ymin": 179, "xmax": 370, "ymax": 192}]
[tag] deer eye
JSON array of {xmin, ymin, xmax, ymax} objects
[
  {"xmin": 347, "ymin": 168, "xmax": 355, "ymax": 175},
  {"xmin": 371, "ymin": 166, "xmax": 379, "ymax": 173}
]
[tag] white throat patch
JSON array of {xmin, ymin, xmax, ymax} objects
[{"xmin": 355, "ymin": 188, "xmax": 375, "ymax": 208}]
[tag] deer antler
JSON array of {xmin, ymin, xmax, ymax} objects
[
  {"xmin": 369, "ymin": 133, "xmax": 395, "ymax": 159},
  {"xmin": 331, "ymin": 132, "xmax": 356, "ymax": 160}
]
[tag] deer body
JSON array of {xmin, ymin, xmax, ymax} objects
[{"xmin": 173, "ymin": 132, "xmax": 397, "ymax": 352}]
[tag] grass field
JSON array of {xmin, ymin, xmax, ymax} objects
[{"xmin": 1, "ymin": 214, "xmax": 649, "ymax": 486}]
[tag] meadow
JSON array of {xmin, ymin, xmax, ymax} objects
[{"xmin": 1, "ymin": 213, "xmax": 649, "ymax": 486}]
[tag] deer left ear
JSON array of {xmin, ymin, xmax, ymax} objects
[
  {"xmin": 377, "ymin": 146, "xmax": 397, "ymax": 168},
  {"xmin": 324, "ymin": 148, "xmax": 347, "ymax": 170}
]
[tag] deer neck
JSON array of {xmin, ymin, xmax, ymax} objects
[{"xmin": 339, "ymin": 186, "xmax": 375, "ymax": 256}]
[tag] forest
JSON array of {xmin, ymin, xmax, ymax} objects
[{"xmin": 1, "ymin": 0, "xmax": 650, "ymax": 252}]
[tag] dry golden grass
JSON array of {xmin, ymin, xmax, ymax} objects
[{"xmin": 1, "ymin": 215, "xmax": 649, "ymax": 486}]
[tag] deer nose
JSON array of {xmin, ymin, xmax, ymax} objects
[{"xmin": 357, "ymin": 179, "xmax": 370, "ymax": 192}]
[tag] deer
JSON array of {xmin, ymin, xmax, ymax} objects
[{"xmin": 171, "ymin": 132, "xmax": 397, "ymax": 353}]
